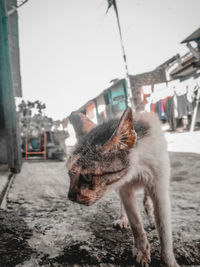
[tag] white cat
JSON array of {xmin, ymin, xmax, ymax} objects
[{"xmin": 67, "ymin": 108, "xmax": 179, "ymax": 267}]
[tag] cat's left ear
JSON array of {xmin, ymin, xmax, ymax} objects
[
  {"xmin": 103, "ymin": 107, "xmax": 137, "ymax": 151},
  {"xmin": 69, "ymin": 112, "xmax": 96, "ymax": 142}
]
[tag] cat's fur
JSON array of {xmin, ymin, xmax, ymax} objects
[
  {"xmin": 67, "ymin": 108, "xmax": 179, "ymax": 267},
  {"xmin": 69, "ymin": 110, "xmax": 154, "ymax": 229}
]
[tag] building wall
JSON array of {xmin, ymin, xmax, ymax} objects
[
  {"xmin": 0, "ymin": 86, "xmax": 7, "ymax": 163},
  {"xmin": 130, "ymin": 68, "xmax": 167, "ymax": 110},
  {"xmin": 6, "ymin": 0, "xmax": 22, "ymax": 97}
]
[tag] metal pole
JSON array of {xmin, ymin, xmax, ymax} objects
[
  {"xmin": 112, "ymin": 0, "xmax": 135, "ymax": 110},
  {"xmin": 190, "ymin": 85, "xmax": 200, "ymax": 132},
  {"xmin": 44, "ymin": 132, "xmax": 47, "ymax": 160}
]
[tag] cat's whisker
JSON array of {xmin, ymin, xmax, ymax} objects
[{"xmin": 119, "ymin": 141, "xmax": 128, "ymax": 148}]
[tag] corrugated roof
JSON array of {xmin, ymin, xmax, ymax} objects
[
  {"xmin": 181, "ymin": 27, "xmax": 200, "ymax": 43},
  {"xmin": 170, "ymin": 55, "xmax": 197, "ymax": 77},
  {"xmin": 156, "ymin": 54, "xmax": 180, "ymax": 69}
]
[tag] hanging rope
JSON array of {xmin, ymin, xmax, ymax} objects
[{"xmin": 106, "ymin": 0, "xmax": 135, "ymax": 109}]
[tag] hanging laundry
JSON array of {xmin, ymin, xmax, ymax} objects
[
  {"xmin": 140, "ymin": 85, "xmax": 152, "ymax": 112},
  {"xmin": 151, "ymin": 103, "xmax": 155, "ymax": 113},
  {"xmin": 159, "ymin": 99, "xmax": 166, "ymax": 120},
  {"xmin": 164, "ymin": 96, "xmax": 176, "ymax": 131},
  {"xmin": 176, "ymin": 93, "xmax": 193, "ymax": 118}
]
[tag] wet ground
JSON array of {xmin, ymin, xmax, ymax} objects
[{"xmin": 0, "ymin": 151, "xmax": 200, "ymax": 267}]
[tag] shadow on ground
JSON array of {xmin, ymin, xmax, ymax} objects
[{"xmin": 0, "ymin": 209, "xmax": 33, "ymax": 266}]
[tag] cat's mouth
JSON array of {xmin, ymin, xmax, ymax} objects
[{"xmin": 68, "ymin": 185, "xmax": 106, "ymax": 206}]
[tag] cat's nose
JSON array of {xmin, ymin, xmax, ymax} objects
[{"xmin": 68, "ymin": 191, "xmax": 77, "ymax": 202}]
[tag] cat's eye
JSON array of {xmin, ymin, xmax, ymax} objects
[
  {"xmin": 68, "ymin": 170, "xmax": 76, "ymax": 176},
  {"xmin": 80, "ymin": 173, "xmax": 93, "ymax": 183}
]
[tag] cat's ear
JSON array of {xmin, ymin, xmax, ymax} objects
[
  {"xmin": 69, "ymin": 112, "xmax": 96, "ymax": 141},
  {"xmin": 103, "ymin": 107, "xmax": 137, "ymax": 151}
]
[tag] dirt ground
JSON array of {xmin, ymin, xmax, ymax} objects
[{"xmin": 0, "ymin": 143, "xmax": 199, "ymax": 267}]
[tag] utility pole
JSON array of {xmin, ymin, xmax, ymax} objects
[{"xmin": 107, "ymin": 0, "xmax": 135, "ymax": 110}]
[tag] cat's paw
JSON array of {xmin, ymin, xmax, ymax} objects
[
  {"xmin": 162, "ymin": 262, "xmax": 180, "ymax": 267},
  {"xmin": 133, "ymin": 239, "xmax": 151, "ymax": 267},
  {"xmin": 134, "ymin": 248, "xmax": 151, "ymax": 267},
  {"xmin": 162, "ymin": 264, "xmax": 180, "ymax": 267},
  {"xmin": 161, "ymin": 254, "xmax": 180, "ymax": 267},
  {"xmin": 113, "ymin": 216, "xmax": 128, "ymax": 229}
]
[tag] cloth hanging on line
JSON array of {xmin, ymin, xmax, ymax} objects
[
  {"xmin": 176, "ymin": 93, "xmax": 193, "ymax": 118},
  {"xmin": 164, "ymin": 96, "xmax": 176, "ymax": 131}
]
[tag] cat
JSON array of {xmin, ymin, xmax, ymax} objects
[
  {"xmin": 69, "ymin": 111, "xmax": 155, "ymax": 230},
  {"xmin": 67, "ymin": 107, "xmax": 179, "ymax": 267}
]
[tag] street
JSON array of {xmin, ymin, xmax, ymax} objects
[{"xmin": 0, "ymin": 149, "xmax": 200, "ymax": 266}]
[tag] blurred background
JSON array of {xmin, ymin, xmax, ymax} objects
[{"xmin": 1, "ymin": 0, "xmax": 200, "ymax": 170}]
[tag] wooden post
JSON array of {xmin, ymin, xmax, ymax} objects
[
  {"xmin": 190, "ymin": 87, "xmax": 200, "ymax": 132},
  {"xmin": 43, "ymin": 132, "xmax": 47, "ymax": 160},
  {"xmin": 0, "ymin": 0, "xmax": 22, "ymax": 172}
]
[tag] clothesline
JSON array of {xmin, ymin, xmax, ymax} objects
[{"xmin": 140, "ymin": 77, "xmax": 200, "ymax": 131}]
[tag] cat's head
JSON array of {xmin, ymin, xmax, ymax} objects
[{"xmin": 67, "ymin": 107, "xmax": 137, "ymax": 206}]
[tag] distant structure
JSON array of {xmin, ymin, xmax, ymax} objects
[
  {"xmin": 171, "ymin": 27, "xmax": 200, "ymax": 80},
  {"xmin": 70, "ymin": 28, "xmax": 200, "ymax": 132},
  {"xmin": 72, "ymin": 55, "xmax": 179, "ymax": 124}
]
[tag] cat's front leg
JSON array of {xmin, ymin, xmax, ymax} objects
[
  {"xmin": 119, "ymin": 184, "xmax": 151, "ymax": 267},
  {"xmin": 149, "ymin": 184, "xmax": 180, "ymax": 267},
  {"xmin": 113, "ymin": 199, "xmax": 129, "ymax": 229}
]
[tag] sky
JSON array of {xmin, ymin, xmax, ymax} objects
[{"xmin": 18, "ymin": 0, "xmax": 200, "ymax": 120}]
